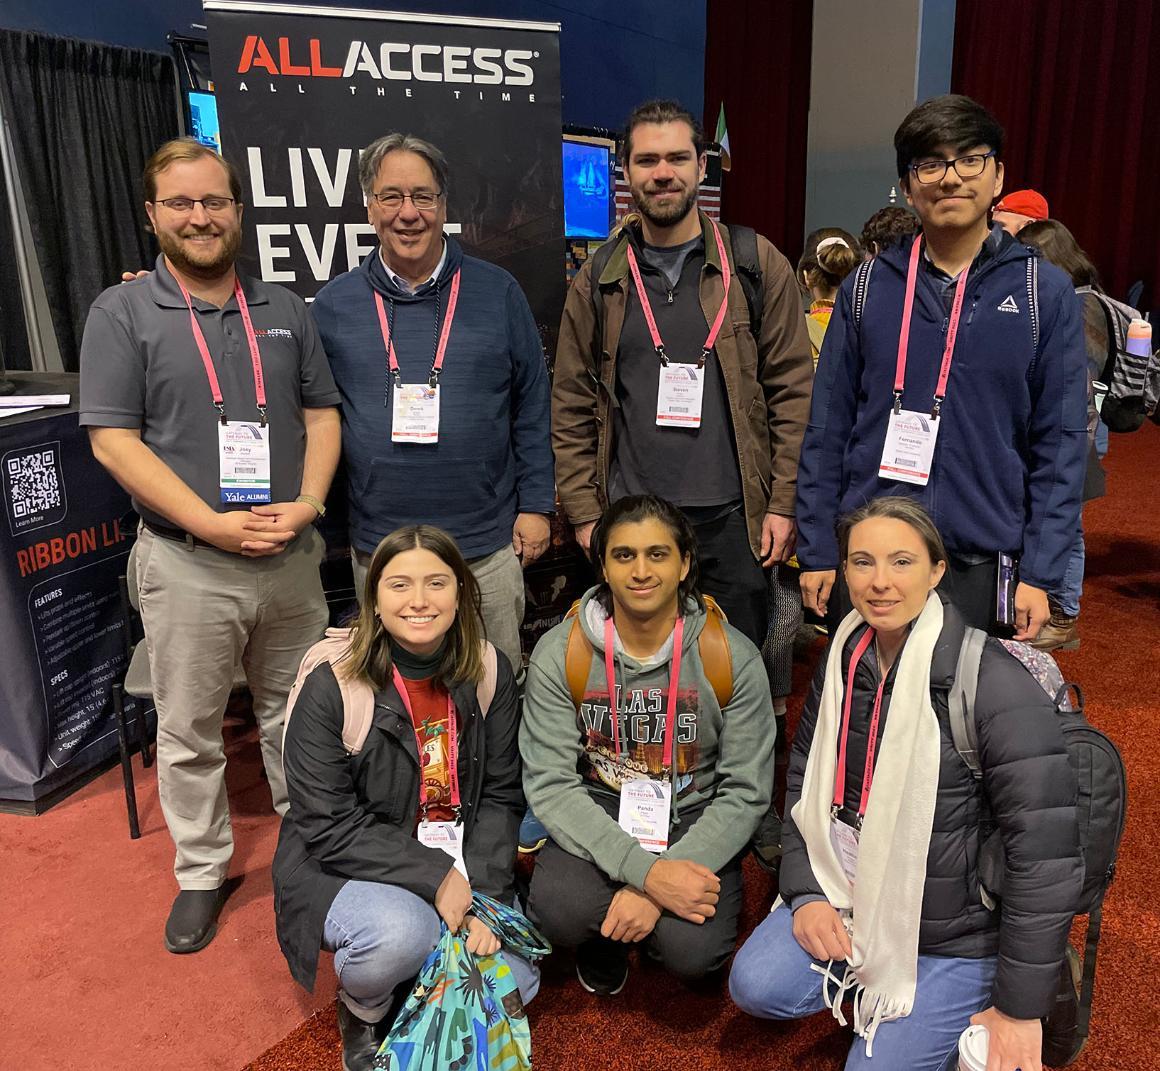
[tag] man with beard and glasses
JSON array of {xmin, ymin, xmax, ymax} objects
[
  {"xmin": 79, "ymin": 138, "xmax": 341, "ymax": 954},
  {"xmin": 552, "ymin": 99, "xmax": 812, "ymax": 875}
]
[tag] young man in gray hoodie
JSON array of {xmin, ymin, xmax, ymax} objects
[{"xmin": 520, "ymin": 495, "xmax": 775, "ymax": 995}]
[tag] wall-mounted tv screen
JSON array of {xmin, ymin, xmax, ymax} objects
[
  {"xmin": 563, "ymin": 139, "xmax": 611, "ymax": 239},
  {"xmin": 187, "ymin": 91, "xmax": 221, "ymax": 153}
]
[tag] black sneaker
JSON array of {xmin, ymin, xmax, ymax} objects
[
  {"xmin": 164, "ymin": 887, "xmax": 226, "ymax": 954},
  {"xmin": 575, "ymin": 938, "xmax": 629, "ymax": 996},
  {"xmin": 337, "ymin": 1000, "xmax": 390, "ymax": 1071}
]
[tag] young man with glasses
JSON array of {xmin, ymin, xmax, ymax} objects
[
  {"xmin": 79, "ymin": 138, "xmax": 341, "ymax": 953},
  {"xmin": 309, "ymin": 134, "xmax": 553, "ymax": 669},
  {"xmin": 796, "ymin": 95, "xmax": 1087, "ymax": 639}
]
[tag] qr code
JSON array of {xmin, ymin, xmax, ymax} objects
[{"xmin": 8, "ymin": 450, "xmax": 61, "ymax": 517}]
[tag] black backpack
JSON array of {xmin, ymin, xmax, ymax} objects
[
  {"xmin": 587, "ymin": 223, "xmax": 765, "ymax": 345},
  {"xmin": 1077, "ymin": 287, "xmax": 1153, "ymax": 433},
  {"xmin": 948, "ymin": 629, "xmax": 1127, "ymax": 1065}
]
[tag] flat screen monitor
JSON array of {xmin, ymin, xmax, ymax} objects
[
  {"xmin": 562, "ymin": 139, "xmax": 611, "ymax": 239},
  {"xmin": 187, "ymin": 91, "xmax": 221, "ymax": 153}
]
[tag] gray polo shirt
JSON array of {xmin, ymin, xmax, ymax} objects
[{"xmin": 79, "ymin": 255, "xmax": 340, "ymax": 528}]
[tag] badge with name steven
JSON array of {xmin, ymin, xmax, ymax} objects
[
  {"xmin": 618, "ymin": 778, "xmax": 672, "ymax": 852},
  {"xmin": 392, "ymin": 383, "xmax": 440, "ymax": 443},
  {"xmin": 218, "ymin": 420, "xmax": 272, "ymax": 504},
  {"xmin": 418, "ymin": 820, "xmax": 468, "ymax": 879},
  {"xmin": 656, "ymin": 364, "xmax": 705, "ymax": 428},
  {"xmin": 878, "ymin": 408, "xmax": 940, "ymax": 486}
]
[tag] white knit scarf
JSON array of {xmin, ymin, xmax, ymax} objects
[{"xmin": 790, "ymin": 592, "xmax": 943, "ymax": 1055}]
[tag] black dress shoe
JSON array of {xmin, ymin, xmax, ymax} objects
[
  {"xmin": 337, "ymin": 1001, "xmax": 389, "ymax": 1071},
  {"xmin": 164, "ymin": 887, "xmax": 226, "ymax": 954}
]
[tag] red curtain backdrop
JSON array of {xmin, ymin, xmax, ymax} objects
[
  {"xmin": 952, "ymin": 0, "xmax": 1160, "ymax": 309},
  {"xmin": 704, "ymin": 0, "xmax": 814, "ymax": 263}
]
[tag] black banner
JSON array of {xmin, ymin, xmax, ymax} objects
[
  {"xmin": 0, "ymin": 398, "xmax": 144, "ymax": 806},
  {"xmin": 204, "ymin": 0, "xmax": 564, "ymax": 349}
]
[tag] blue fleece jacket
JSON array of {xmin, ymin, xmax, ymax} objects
[
  {"xmin": 311, "ymin": 239, "xmax": 554, "ymax": 558},
  {"xmin": 796, "ymin": 231, "xmax": 1087, "ymax": 590}
]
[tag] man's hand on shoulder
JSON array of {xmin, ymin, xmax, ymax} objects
[{"xmin": 121, "ymin": 270, "xmax": 150, "ymax": 283}]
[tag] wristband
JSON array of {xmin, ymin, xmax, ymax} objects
[{"xmin": 295, "ymin": 494, "xmax": 326, "ymax": 518}]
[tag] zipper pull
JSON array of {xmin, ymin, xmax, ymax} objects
[{"xmin": 666, "ymin": 289, "xmax": 674, "ymax": 305}]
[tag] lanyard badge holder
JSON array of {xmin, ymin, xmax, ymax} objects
[
  {"xmin": 393, "ymin": 668, "xmax": 469, "ymax": 879},
  {"xmin": 879, "ymin": 237, "xmax": 971, "ymax": 487},
  {"xmin": 828, "ymin": 628, "xmax": 888, "ymax": 885},
  {"xmin": 626, "ymin": 222, "xmax": 732, "ymax": 430},
  {"xmin": 610, "ymin": 616, "xmax": 685, "ymax": 853},
  {"xmin": 376, "ymin": 270, "xmax": 461, "ymax": 444},
  {"xmin": 179, "ymin": 277, "xmax": 272, "ymax": 504}
]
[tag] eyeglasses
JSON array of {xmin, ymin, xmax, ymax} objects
[
  {"xmin": 371, "ymin": 190, "xmax": 443, "ymax": 211},
  {"xmin": 153, "ymin": 196, "xmax": 238, "ymax": 213},
  {"xmin": 909, "ymin": 150, "xmax": 997, "ymax": 185}
]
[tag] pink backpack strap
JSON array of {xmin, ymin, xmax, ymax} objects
[
  {"xmin": 476, "ymin": 641, "xmax": 498, "ymax": 716},
  {"xmin": 284, "ymin": 627, "xmax": 375, "ymax": 755}
]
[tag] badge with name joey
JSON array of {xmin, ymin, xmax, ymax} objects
[
  {"xmin": 655, "ymin": 363, "xmax": 705, "ymax": 428},
  {"xmin": 418, "ymin": 820, "xmax": 468, "ymax": 879},
  {"xmin": 618, "ymin": 777, "xmax": 672, "ymax": 853},
  {"xmin": 878, "ymin": 408, "xmax": 940, "ymax": 486},
  {"xmin": 218, "ymin": 420, "xmax": 272, "ymax": 504},
  {"xmin": 392, "ymin": 382, "xmax": 440, "ymax": 443},
  {"xmin": 829, "ymin": 808, "xmax": 860, "ymax": 884}
]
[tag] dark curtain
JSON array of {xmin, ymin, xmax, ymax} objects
[
  {"xmin": 952, "ymin": 0, "xmax": 1160, "ymax": 309},
  {"xmin": 0, "ymin": 31, "xmax": 179, "ymax": 371},
  {"xmin": 0, "ymin": 162, "xmax": 32, "ymax": 372},
  {"xmin": 704, "ymin": 0, "xmax": 813, "ymax": 263}
]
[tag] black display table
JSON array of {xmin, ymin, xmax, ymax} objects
[{"xmin": 0, "ymin": 373, "xmax": 145, "ymax": 813}]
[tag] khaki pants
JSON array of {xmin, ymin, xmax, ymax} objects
[
  {"xmin": 352, "ymin": 542, "xmax": 526, "ymax": 670},
  {"xmin": 136, "ymin": 525, "xmax": 328, "ymax": 889}
]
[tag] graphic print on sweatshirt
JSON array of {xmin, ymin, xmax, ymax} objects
[{"xmin": 578, "ymin": 684, "xmax": 701, "ymax": 797}]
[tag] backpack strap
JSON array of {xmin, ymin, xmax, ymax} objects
[
  {"xmin": 1077, "ymin": 893, "xmax": 1106, "ymax": 1039},
  {"xmin": 725, "ymin": 224, "xmax": 763, "ymax": 339},
  {"xmin": 563, "ymin": 599, "xmax": 590, "ymax": 710},
  {"xmin": 698, "ymin": 595, "xmax": 734, "ymax": 708},
  {"xmin": 475, "ymin": 640, "xmax": 498, "ymax": 716},
  {"xmin": 283, "ymin": 627, "xmax": 376, "ymax": 756},
  {"xmin": 851, "ymin": 258, "xmax": 874, "ymax": 330},
  {"xmin": 586, "ymin": 237, "xmax": 621, "ymax": 375},
  {"xmin": 948, "ymin": 626, "xmax": 988, "ymax": 779}
]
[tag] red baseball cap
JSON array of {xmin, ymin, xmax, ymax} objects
[{"xmin": 994, "ymin": 189, "xmax": 1049, "ymax": 219}]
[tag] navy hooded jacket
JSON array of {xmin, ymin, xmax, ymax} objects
[
  {"xmin": 311, "ymin": 238, "xmax": 554, "ymax": 558},
  {"xmin": 796, "ymin": 230, "xmax": 1087, "ymax": 590}
]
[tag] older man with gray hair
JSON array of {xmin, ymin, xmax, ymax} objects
[{"xmin": 310, "ymin": 133, "xmax": 554, "ymax": 667}]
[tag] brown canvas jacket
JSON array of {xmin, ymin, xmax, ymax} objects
[{"xmin": 552, "ymin": 212, "xmax": 814, "ymax": 557}]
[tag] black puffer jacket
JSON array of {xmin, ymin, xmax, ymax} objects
[
  {"xmin": 780, "ymin": 599, "xmax": 1082, "ymax": 1019},
  {"xmin": 273, "ymin": 654, "xmax": 523, "ymax": 991}
]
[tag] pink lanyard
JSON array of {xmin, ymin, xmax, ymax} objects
[
  {"xmin": 392, "ymin": 668, "xmax": 461, "ymax": 820},
  {"xmin": 176, "ymin": 276, "xmax": 266, "ymax": 426},
  {"xmin": 832, "ymin": 628, "xmax": 888, "ymax": 822},
  {"xmin": 603, "ymin": 615, "xmax": 685, "ymax": 775},
  {"xmin": 894, "ymin": 235, "xmax": 972, "ymax": 419},
  {"xmin": 373, "ymin": 269, "xmax": 462, "ymax": 388},
  {"xmin": 625, "ymin": 220, "xmax": 732, "ymax": 368}
]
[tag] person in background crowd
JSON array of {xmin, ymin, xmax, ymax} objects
[
  {"xmin": 730, "ymin": 497, "xmax": 1081, "ymax": 1071},
  {"xmin": 992, "ymin": 188, "xmax": 1049, "ymax": 236},
  {"xmin": 552, "ymin": 98, "xmax": 814, "ymax": 649},
  {"xmin": 310, "ymin": 133, "xmax": 554, "ymax": 670},
  {"xmin": 798, "ymin": 228, "xmax": 862, "ymax": 366},
  {"xmin": 859, "ymin": 206, "xmax": 920, "ymax": 259},
  {"xmin": 520, "ymin": 496, "xmax": 775, "ymax": 996},
  {"xmin": 274, "ymin": 525, "xmax": 535, "ymax": 1071},
  {"xmin": 796, "ymin": 94, "xmax": 1088, "ymax": 640},
  {"xmin": 80, "ymin": 138, "xmax": 341, "ymax": 953},
  {"xmin": 1018, "ymin": 218, "xmax": 1110, "ymax": 651}
]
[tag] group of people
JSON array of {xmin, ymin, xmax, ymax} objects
[{"xmin": 78, "ymin": 90, "xmax": 1091, "ymax": 1071}]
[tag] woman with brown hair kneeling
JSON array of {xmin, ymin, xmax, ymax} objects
[
  {"xmin": 729, "ymin": 497, "xmax": 1082, "ymax": 1071},
  {"xmin": 273, "ymin": 525, "xmax": 535, "ymax": 1071}
]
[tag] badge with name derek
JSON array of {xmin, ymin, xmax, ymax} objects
[
  {"xmin": 656, "ymin": 364, "xmax": 705, "ymax": 428},
  {"xmin": 829, "ymin": 817, "xmax": 860, "ymax": 884},
  {"xmin": 618, "ymin": 778, "xmax": 672, "ymax": 853},
  {"xmin": 218, "ymin": 420, "xmax": 272, "ymax": 503},
  {"xmin": 392, "ymin": 383, "xmax": 440, "ymax": 443},
  {"xmin": 417, "ymin": 820, "xmax": 468, "ymax": 879},
  {"xmin": 878, "ymin": 408, "xmax": 940, "ymax": 486}
]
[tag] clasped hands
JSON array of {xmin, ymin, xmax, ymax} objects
[{"xmin": 601, "ymin": 858, "xmax": 721, "ymax": 944}]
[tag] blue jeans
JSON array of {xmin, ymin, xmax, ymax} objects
[
  {"xmin": 1056, "ymin": 523, "xmax": 1085, "ymax": 618},
  {"xmin": 323, "ymin": 880, "xmax": 541, "ymax": 1020},
  {"xmin": 729, "ymin": 905, "xmax": 997, "ymax": 1070}
]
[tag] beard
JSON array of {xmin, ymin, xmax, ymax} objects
[
  {"xmin": 632, "ymin": 183, "xmax": 698, "ymax": 229},
  {"xmin": 156, "ymin": 224, "xmax": 242, "ymax": 281}
]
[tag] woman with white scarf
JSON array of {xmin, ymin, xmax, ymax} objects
[{"xmin": 730, "ymin": 497, "xmax": 1082, "ymax": 1071}]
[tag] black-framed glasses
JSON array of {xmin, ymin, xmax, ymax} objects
[
  {"xmin": 153, "ymin": 196, "xmax": 237, "ymax": 213},
  {"xmin": 371, "ymin": 189, "xmax": 443, "ymax": 211},
  {"xmin": 909, "ymin": 150, "xmax": 997, "ymax": 184}
]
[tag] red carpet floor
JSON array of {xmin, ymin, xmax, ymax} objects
[{"xmin": 2, "ymin": 427, "xmax": 1157, "ymax": 1071}]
